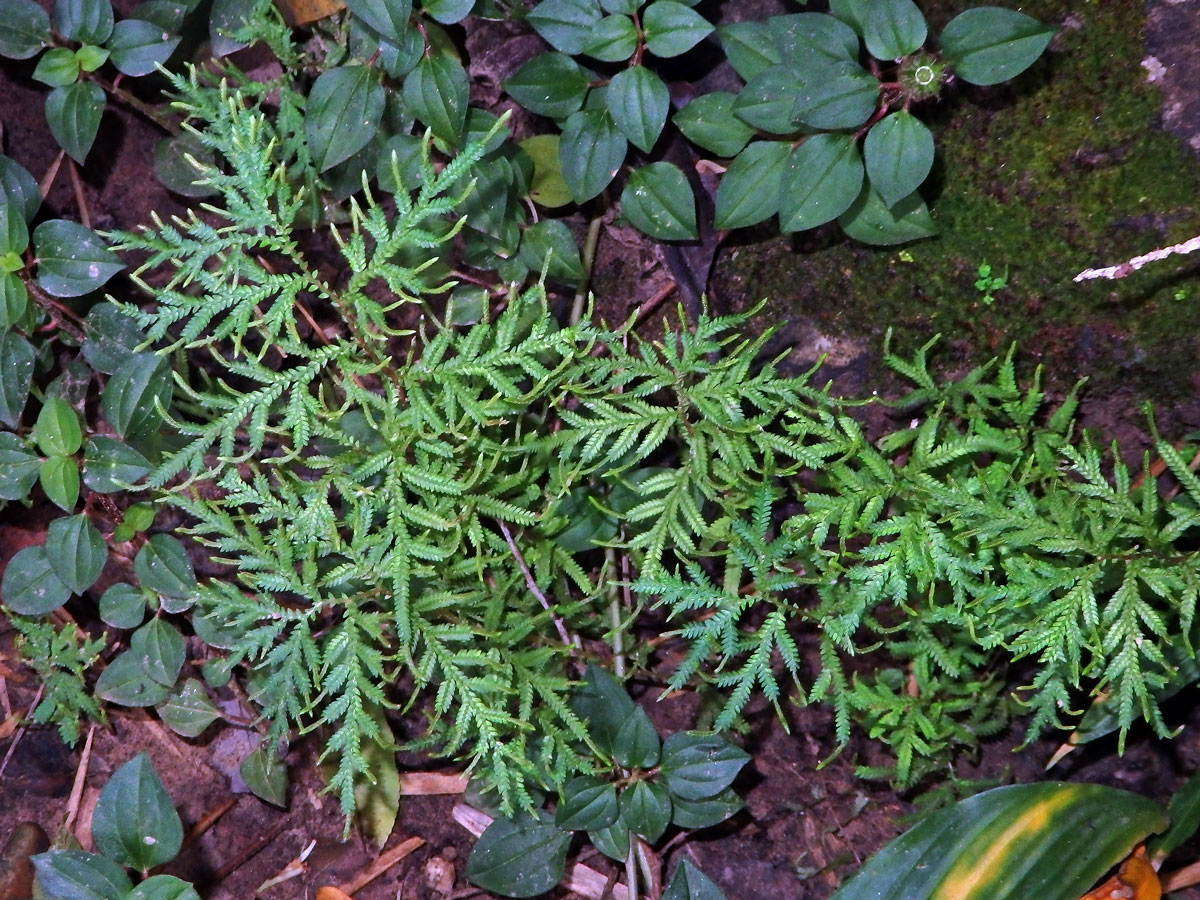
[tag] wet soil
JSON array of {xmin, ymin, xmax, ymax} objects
[{"xmin": 3, "ymin": 1, "xmax": 1200, "ymax": 899}]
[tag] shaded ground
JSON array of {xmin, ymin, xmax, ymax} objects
[{"xmin": 3, "ymin": 1, "xmax": 1200, "ymax": 899}]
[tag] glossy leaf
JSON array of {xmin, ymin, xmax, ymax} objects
[
  {"xmin": 45, "ymin": 514, "xmax": 105, "ymax": 595},
  {"xmin": 33, "ymin": 47, "xmax": 81, "ymax": 88},
  {"xmin": 770, "ymin": 12, "xmax": 859, "ymax": 64},
  {"xmin": 619, "ymin": 779, "xmax": 671, "ymax": 841},
  {"xmin": 344, "ymin": 0, "xmax": 412, "ymax": 44},
  {"xmin": 518, "ymin": 219, "xmax": 584, "ymax": 283},
  {"xmin": 589, "ymin": 817, "xmax": 630, "ymax": 861},
  {"xmin": 74, "ymin": 42, "xmax": 108, "ymax": 71},
  {"xmin": 403, "ymin": 55, "xmax": 469, "ymax": 145},
  {"xmin": 792, "ymin": 60, "xmax": 878, "ymax": 130},
  {"xmin": 828, "ymin": 783, "xmax": 1167, "ymax": 900},
  {"xmin": 713, "ymin": 140, "xmax": 789, "ymax": 230},
  {"xmin": 108, "ymin": 18, "xmax": 182, "ymax": 77},
  {"xmin": 126, "ymin": 875, "xmax": 202, "ymax": 900},
  {"xmin": 32, "ymin": 851, "xmax": 131, "ymax": 900},
  {"xmin": 0, "ymin": 196, "xmax": 27, "ymax": 258},
  {"xmin": 1, "ymin": 546, "xmax": 72, "ymax": 614},
  {"xmin": 92, "ymin": 753, "xmax": 183, "ymax": 871},
  {"xmin": 134, "ymin": 533, "xmax": 197, "ymax": 603},
  {"xmin": 130, "ymin": 1, "xmax": 191, "ymax": 32},
  {"xmin": 0, "ymin": 0, "xmax": 52, "ymax": 59},
  {"xmin": 555, "ymin": 776, "xmax": 619, "ymax": 832},
  {"xmin": 40, "ymin": 455, "xmax": 80, "ymax": 511},
  {"xmin": 521, "ymin": 134, "xmax": 572, "ymax": 207},
  {"xmin": 83, "ymin": 437, "xmax": 151, "ymax": 492},
  {"xmin": 940, "ymin": 7, "xmax": 1056, "ymax": 86},
  {"xmin": 732, "ymin": 65, "xmax": 803, "ymax": 135},
  {"xmin": 863, "ymin": 0, "xmax": 926, "ymax": 60},
  {"xmin": 717, "ymin": 21, "xmax": 778, "ymax": 80},
  {"xmin": 466, "ymin": 812, "xmax": 571, "ymax": 898},
  {"xmin": 1150, "ymin": 766, "xmax": 1200, "ymax": 860},
  {"xmin": 0, "ymin": 331, "xmax": 33, "ymax": 428},
  {"xmin": 620, "ymin": 162, "xmax": 697, "ymax": 240},
  {"xmin": 306, "ymin": 66, "xmax": 385, "ymax": 172},
  {"xmin": 560, "ymin": 108, "xmax": 627, "ymax": 202},
  {"xmin": 157, "ymin": 679, "xmax": 221, "ymax": 737},
  {"xmin": 612, "ymin": 705, "xmax": 661, "ymax": 767},
  {"xmin": 526, "ymin": 0, "xmax": 602, "ymax": 55},
  {"xmin": 95, "ymin": 650, "xmax": 171, "ymax": 706},
  {"xmin": 44, "ymin": 81, "xmax": 105, "ymax": 164},
  {"xmin": 780, "ymin": 133, "xmax": 863, "ymax": 233},
  {"xmin": 662, "ymin": 860, "xmax": 727, "ymax": 900},
  {"xmin": 153, "ymin": 131, "xmax": 220, "ymax": 198},
  {"xmin": 55, "ymin": 0, "xmax": 115, "ymax": 44},
  {"xmin": 642, "ymin": 1, "xmax": 713, "ymax": 58},
  {"xmin": 375, "ymin": 134, "xmax": 424, "ymax": 193},
  {"xmin": 134, "ymin": 617, "xmax": 186, "ymax": 686},
  {"xmin": 863, "ymin": 110, "xmax": 934, "ymax": 208},
  {"xmin": 670, "ymin": 788, "xmax": 743, "ymax": 829},
  {"xmin": 828, "ymin": 0, "xmax": 869, "ymax": 34},
  {"xmin": 571, "ymin": 663, "xmax": 637, "ymax": 755},
  {"xmin": 101, "ymin": 353, "xmax": 171, "ymax": 439},
  {"xmin": 241, "ymin": 748, "xmax": 288, "ymax": 806},
  {"xmin": 99, "ymin": 582, "xmax": 149, "ymax": 629},
  {"xmin": 33, "ymin": 219, "xmax": 124, "ymax": 297},
  {"xmin": 606, "ymin": 66, "xmax": 669, "ymax": 152},
  {"xmin": 82, "ymin": 302, "xmax": 150, "ymax": 374},
  {"xmin": 582, "ymin": 14, "xmax": 637, "ymax": 62},
  {"xmin": 112, "ymin": 501, "xmax": 156, "ymax": 543},
  {"xmin": 0, "ymin": 155, "xmax": 41, "ymax": 223},
  {"xmin": 838, "ymin": 185, "xmax": 936, "ymax": 245},
  {"xmin": 504, "ymin": 53, "xmax": 590, "ymax": 119},
  {"xmin": 36, "ymin": 396, "xmax": 83, "ymax": 457},
  {"xmin": 660, "ymin": 732, "xmax": 750, "ymax": 801},
  {"xmin": 673, "ymin": 92, "xmax": 753, "ymax": 157},
  {"xmin": 423, "ymin": 0, "xmax": 475, "ymax": 24},
  {"xmin": 0, "ymin": 273, "xmax": 27, "ymax": 330},
  {"xmin": 599, "ymin": 0, "xmax": 634, "ymax": 14},
  {"xmin": 0, "ymin": 432, "xmax": 39, "ymax": 500}
]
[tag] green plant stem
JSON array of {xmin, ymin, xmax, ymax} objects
[
  {"xmin": 625, "ymin": 841, "xmax": 639, "ymax": 900},
  {"xmin": 605, "ymin": 547, "xmax": 625, "ymax": 677},
  {"xmin": 569, "ymin": 216, "xmax": 603, "ymax": 327}
]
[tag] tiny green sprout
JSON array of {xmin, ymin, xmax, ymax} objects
[
  {"xmin": 1173, "ymin": 286, "xmax": 1192, "ymax": 301},
  {"xmin": 974, "ymin": 262, "xmax": 1008, "ymax": 305}
]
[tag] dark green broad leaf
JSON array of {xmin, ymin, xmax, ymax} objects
[
  {"xmin": 1, "ymin": 545, "xmax": 72, "ymax": 614},
  {"xmin": 662, "ymin": 860, "xmax": 727, "ymax": 900},
  {"xmin": 555, "ymin": 776, "xmax": 619, "ymax": 832},
  {"xmin": 0, "ymin": 330, "xmax": 34, "ymax": 428},
  {"xmin": 403, "ymin": 54, "xmax": 469, "ymax": 146},
  {"xmin": 108, "ymin": 18, "xmax": 182, "ymax": 77},
  {"xmin": 83, "ymin": 436, "xmax": 151, "ymax": 492},
  {"xmin": 95, "ymin": 649, "xmax": 171, "ymax": 706},
  {"xmin": 40, "ymin": 455, "xmax": 80, "ymax": 511},
  {"xmin": 239, "ymin": 748, "xmax": 289, "ymax": 806},
  {"xmin": 33, "ymin": 219, "xmax": 124, "ymax": 297},
  {"xmin": 99, "ymin": 582, "xmax": 149, "ymax": 629},
  {"xmin": 504, "ymin": 53, "xmax": 590, "ymax": 119},
  {"xmin": 0, "ymin": 155, "xmax": 41, "ymax": 223},
  {"xmin": 560, "ymin": 108, "xmax": 627, "ymax": 202},
  {"xmin": 126, "ymin": 875, "xmax": 202, "ymax": 900},
  {"xmin": 549, "ymin": 487, "xmax": 617, "ymax": 551},
  {"xmin": 674, "ymin": 92, "xmax": 753, "ymax": 157},
  {"xmin": 599, "ymin": 0, "xmax": 634, "ymax": 15},
  {"xmin": 619, "ymin": 779, "xmax": 671, "ymax": 841},
  {"xmin": 376, "ymin": 133, "xmax": 425, "ymax": 193},
  {"xmin": 581, "ymin": 13, "xmax": 637, "ymax": 62},
  {"xmin": 55, "ymin": 0, "xmax": 115, "ymax": 44},
  {"xmin": 732, "ymin": 65, "xmax": 802, "ymax": 135},
  {"xmin": 670, "ymin": 787, "xmax": 743, "ymax": 829},
  {"xmin": 208, "ymin": 0, "xmax": 255, "ymax": 56},
  {"xmin": 827, "ymin": 783, "xmax": 1166, "ymax": 900},
  {"xmin": 36, "ymin": 395, "xmax": 82, "ymax": 457},
  {"xmin": 612, "ymin": 705, "xmax": 660, "ymax": 768},
  {"xmin": 130, "ymin": 1, "xmax": 191, "ymax": 32},
  {"xmin": 112, "ymin": 501, "xmax": 155, "ymax": 543},
  {"xmin": 32, "ymin": 850, "xmax": 132, "ymax": 900},
  {"xmin": 589, "ymin": 817, "xmax": 630, "ymax": 862},
  {"xmin": 157, "ymin": 678, "xmax": 221, "ymax": 737},
  {"xmin": 863, "ymin": 110, "xmax": 934, "ymax": 208},
  {"xmin": 571, "ymin": 663, "xmax": 637, "ymax": 755},
  {"xmin": 940, "ymin": 7, "xmax": 1056, "ymax": 86},
  {"xmin": 45, "ymin": 514, "xmax": 106, "ymax": 595},
  {"xmin": 1150, "ymin": 766, "xmax": 1200, "ymax": 860},
  {"xmin": 792, "ymin": 60, "xmax": 878, "ymax": 130},
  {"xmin": 82, "ymin": 302, "xmax": 149, "ymax": 375},
  {"xmin": 466, "ymin": 812, "xmax": 571, "ymax": 898},
  {"xmin": 0, "ymin": 0, "xmax": 52, "ymax": 59},
  {"xmin": 839, "ymin": 185, "xmax": 935, "ymax": 245},
  {"xmin": 828, "ymin": 0, "xmax": 870, "ymax": 34},
  {"xmin": 422, "ymin": 0, "xmax": 475, "ymax": 25},
  {"xmin": 518, "ymin": 219, "xmax": 584, "ymax": 283},
  {"xmin": 606, "ymin": 66, "xmax": 669, "ymax": 152},
  {"xmin": 33, "ymin": 47, "xmax": 81, "ymax": 88},
  {"xmin": 770, "ymin": 12, "xmax": 859, "ymax": 65},
  {"xmin": 0, "ymin": 195, "xmax": 28, "ymax": 256},
  {"xmin": 620, "ymin": 162, "xmax": 697, "ymax": 240},
  {"xmin": 660, "ymin": 732, "xmax": 750, "ymax": 801},
  {"xmin": 306, "ymin": 66, "xmax": 385, "ymax": 172},
  {"xmin": 344, "ymin": 0, "xmax": 412, "ymax": 44},
  {"xmin": 781, "ymin": 133, "xmax": 864, "ymax": 233},
  {"xmin": 0, "ymin": 273, "xmax": 27, "ymax": 331},
  {"xmin": 642, "ymin": 0, "xmax": 712, "ymax": 58},
  {"xmin": 863, "ymin": 0, "xmax": 926, "ymax": 60},
  {"xmin": 0, "ymin": 432, "xmax": 39, "ymax": 500},
  {"xmin": 101, "ymin": 353, "xmax": 171, "ymax": 439},
  {"xmin": 526, "ymin": 0, "xmax": 602, "ymax": 55},
  {"xmin": 713, "ymin": 140, "xmax": 790, "ymax": 230},
  {"xmin": 92, "ymin": 752, "xmax": 183, "ymax": 871},
  {"xmin": 45, "ymin": 81, "xmax": 105, "ymax": 164},
  {"xmin": 132, "ymin": 617, "xmax": 186, "ymax": 686},
  {"xmin": 717, "ymin": 21, "xmax": 779, "ymax": 81},
  {"xmin": 134, "ymin": 533, "xmax": 197, "ymax": 605},
  {"xmin": 153, "ymin": 131, "xmax": 219, "ymax": 198}
]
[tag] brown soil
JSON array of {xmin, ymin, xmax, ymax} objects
[{"xmin": 4, "ymin": 2, "xmax": 1200, "ymax": 899}]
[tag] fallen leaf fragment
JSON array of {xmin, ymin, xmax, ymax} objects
[
  {"xmin": 316, "ymin": 887, "xmax": 355, "ymax": 900},
  {"xmin": 1078, "ymin": 846, "xmax": 1160, "ymax": 900},
  {"xmin": 274, "ymin": 0, "xmax": 345, "ymax": 26}
]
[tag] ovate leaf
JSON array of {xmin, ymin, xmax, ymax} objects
[
  {"xmin": 570, "ymin": 663, "xmax": 637, "ymax": 755},
  {"xmin": 466, "ymin": 812, "xmax": 571, "ymax": 898},
  {"xmin": 44, "ymin": 82, "xmax": 105, "ymax": 165},
  {"xmin": 95, "ymin": 650, "xmax": 171, "ymax": 706},
  {"xmin": 131, "ymin": 618, "xmax": 186, "ymax": 686},
  {"xmin": 521, "ymin": 134, "xmax": 572, "ymax": 208},
  {"xmin": 126, "ymin": 875, "xmax": 202, "ymax": 900},
  {"xmin": 838, "ymin": 185, "xmax": 936, "ymax": 245},
  {"xmin": 55, "ymin": 0, "xmax": 115, "ymax": 44},
  {"xmin": 673, "ymin": 92, "xmax": 753, "ymax": 157},
  {"xmin": 863, "ymin": 110, "xmax": 934, "ymax": 208},
  {"xmin": 108, "ymin": 18, "xmax": 181, "ymax": 76},
  {"xmin": 33, "ymin": 48, "xmax": 81, "ymax": 88},
  {"xmin": 791, "ymin": 60, "xmax": 877, "ymax": 130},
  {"xmin": 0, "ymin": 330, "xmax": 34, "ymax": 427},
  {"xmin": 620, "ymin": 162, "xmax": 697, "ymax": 240},
  {"xmin": 83, "ymin": 436, "xmax": 151, "ymax": 492},
  {"xmin": 33, "ymin": 219, "xmax": 124, "ymax": 297},
  {"xmin": 134, "ymin": 533, "xmax": 197, "ymax": 604},
  {"xmin": 612, "ymin": 705, "xmax": 661, "ymax": 768},
  {"xmin": 940, "ymin": 7, "xmax": 1056, "ymax": 86},
  {"xmin": 32, "ymin": 851, "xmax": 131, "ymax": 900},
  {"xmin": 0, "ymin": 273, "xmax": 27, "ymax": 331},
  {"xmin": 862, "ymin": 0, "xmax": 926, "ymax": 60},
  {"xmin": 45, "ymin": 514, "xmax": 106, "ymax": 595},
  {"xmin": 40, "ymin": 455, "xmax": 80, "ymax": 511},
  {"xmin": 36, "ymin": 395, "xmax": 83, "ymax": 457},
  {"xmin": 0, "ymin": 0, "xmax": 52, "ymax": 59},
  {"xmin": 713, "ymin": 140, "xmax": 789, "ymax": 230},
  {"xmin": 660, "ymin": 732, "xmax": 750, "ymax": 801},
  {"xmin": 354, "ymin": 708, "xmax": 401, "ymax": 847},
  {"xmin": 1, "ymin": 546, "xmax": 72, "ymax": 614},
  {"xmin": 504, "ymin": 53, "xmax": 590, "ymax": 119},
  {"xmin": 0, "ymin": 154, "xmax": 42, "ymax": 223},
  {"xmin": 91, "ymin": 752, "xmax": 183, "ymax": 871},
  {"xmin": 555, "ymin": 777, "xmax": 619, "ymax": 832},
  {"xmin": 518, "ymin": 219, "xmax": 584, "ymax": 283},
  {"xmin": 780, "ymin": 133, "xmax": 863, "ymax": 233},
  {"xmin": 581, "ymin": 14, "xmax": 637, "ymax": 62},
  {"xmin": 770, "ymin": 12, "xmax": 859, "ymax": 64},
  {"xmin": 732, "ymin": 65, "xmax": 803, "ymax": 135},
  {"xmin": 618, "ymin": 780, "xmax": 671, "ymax": 841},
  {"xmin": 526, "ymin": 0, "xmax": 602, "ymax": 55},
  {"xmin": 403, "ymin": 54, "xmax": 469, "ymax": 146},
  {"xmin": 157, "ymin": 679, "xmax": 221, "ymax": 738},
  {"xmin": 560, "ymin": 108, "xmax": 627, "ymax": 203},
  {"xmin": 642, "ymin": 0, "xmax": 713, "ymax": 58},
  {"xmin": 662, "ymin": 860, "xmax": 727, "ymax": 900},
  {"xmin": 98, "ymin": 582, "xmax": 149, "ymax": 629},
  {"xmin": 0, "ymin": 432, "xmax": 39, "ymax": 500},
  {"xmin": 305, "ymin": 66, "xmax": 385, "ymax": 171},
  {"xmin": 82, "ymin": 301, "xmax": 150, "ymax": 375},
  {"xmin": 344, "ymin": 0, "xmax": 412, "ymax": 44},
  {"xmin": 717, "ymin": 21, "xmax": 779, "ymax": 81},
  {"xmin": 153, "ymin": 131, "xmax": 220, "ymax": 198},
  {"xmin": 101, "ymin": 353, "xmax": 171, "ymax": 439},
  {"xmin": 670, "ymin": 788, "xmax": 743, "ymax": 829},
  {"xmin": 606, "ymin": 66, "xmax": 669, "ymax": 153},
  {"xmin": 240, "ymin": 748, "xmax": 289, "ymax": 807}
]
